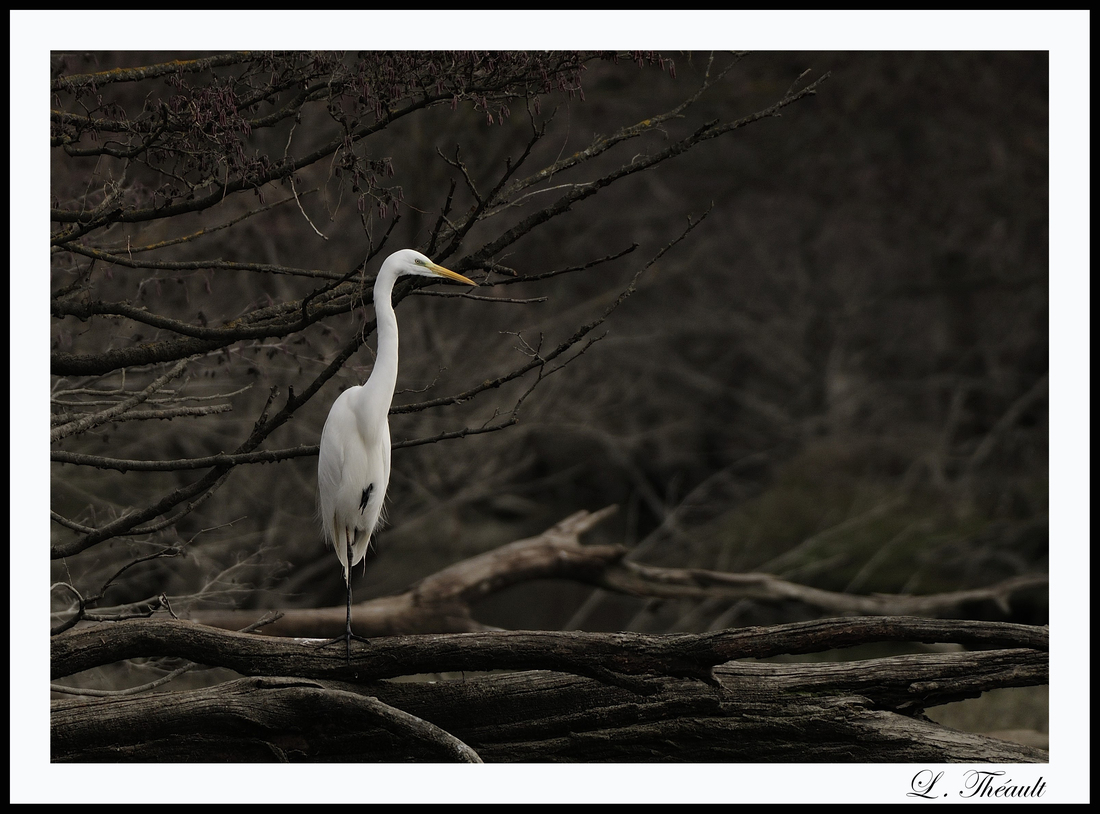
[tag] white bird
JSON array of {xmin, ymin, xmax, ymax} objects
[{"xmin": 318, "ymin": 249, "xmax": 476, "ymax": 659}]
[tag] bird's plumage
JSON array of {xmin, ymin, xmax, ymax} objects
[
  {"xmin": 318, "ymin": 249, "xmax": 476, "ymax": 613},
  {"xmin": 318, "ymin": 382, "xmax": 391, "ymax": 580}
]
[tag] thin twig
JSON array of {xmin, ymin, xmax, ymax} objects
[{"xmin": 51, "ymin": 355, "xmax": 199, "ymax": 442}]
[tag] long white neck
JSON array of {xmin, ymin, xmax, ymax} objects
[{"xmin": 357, "ymin": 265, "xmax": 401, "ymax": 428}]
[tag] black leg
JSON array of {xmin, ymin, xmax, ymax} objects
[
  {"xmin": 345, "ymin": 537, "xmax": 354, "ymax": 664},
  {"xmin": 317, "ymin": 534, "xmax": 372, "ymax": 661}
]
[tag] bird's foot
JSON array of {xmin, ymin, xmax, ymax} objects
[{"xmin": 316, "ymin": 632, "xmax": 373, "ymax": 664}]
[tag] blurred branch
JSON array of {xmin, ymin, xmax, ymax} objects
[
  {"xmin": 458, "ymin": 72, "xmax": 829, "ymax": 269},
  {"xmin": 491, "ymin": 52, "xmax": 744, "ymax": 205},
  {"xmin": 396, "ymin": 212, "xmax": 706, "ymax": 416},
  {"xmin": 964, "ymin": 372, "xmax": 1049, "ymax": 477},
  {"xmin": 192, "ymin": 507, "xmax": 1047, "ymax": 639},
  {"xmin": 51, "ymin": 466, "xmax": 235, "ymax": 556}
]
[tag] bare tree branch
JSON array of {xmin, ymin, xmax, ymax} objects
[
  {"xmin": 51, "ymin": 354, "xmax": 199, "ymax": 442},
  {"xmin": 190, "ymin": 507, "xmax": 1047, "ymax": 639}
]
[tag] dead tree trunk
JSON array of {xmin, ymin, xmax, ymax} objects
[{"xmin": 51, "ymin": 616, "xmax": 1047, "ymax": 762}]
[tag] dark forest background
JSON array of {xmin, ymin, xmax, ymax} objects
[{"xmin": 49, "ymin": 51, "xmax": 1050, "ymax": 641}]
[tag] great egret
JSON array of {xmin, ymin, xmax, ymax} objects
[{"xmin": 318, "ymin": 249, "xmax": 477, "ymax": 659}]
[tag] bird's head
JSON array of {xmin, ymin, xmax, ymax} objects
[{"xmin": 383, "ymin": 249, "xmax": 478, "ymax": 287}]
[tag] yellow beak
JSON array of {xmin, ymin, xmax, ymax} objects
[{"xmin": 428, "ymin": 262, "xmax": 478, "ymax": 287}]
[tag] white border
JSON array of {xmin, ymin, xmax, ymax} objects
[{"xmin": 14, "ymin": 10, "xmax": 1089, "ymax": 803}]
